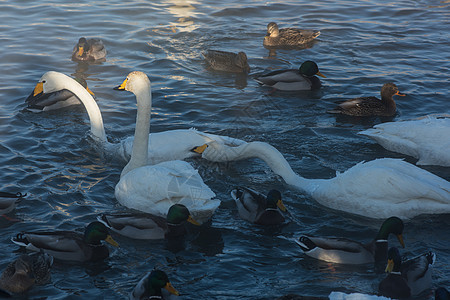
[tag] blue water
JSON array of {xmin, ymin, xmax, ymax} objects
[{"xmin": 0, "ymin": 0, "xmax": 449, "ymax": 299}]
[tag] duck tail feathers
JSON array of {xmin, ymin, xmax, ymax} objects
[
  {"xmin": 11, "ymin": 233, "xmax": 29, "ymax": 247},
  {"xmin": 295, "ymin": 236, "xmax": 316, "ymax": 252},
  {"xmin": 425, "ymin": 251, "xmax": 436, "ymax": 265},
  {"xmin": 96, "ymin": 214, "xmax": 112, "ymax": 229}
]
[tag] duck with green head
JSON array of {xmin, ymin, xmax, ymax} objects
[
  {"xmin": 231, "ymin": 187, "xmax": 287, "ymax": 225},
  {"xmin": 130, "ymin": 269, "xmax": 179, "ymax": 299},
  {"xmin": 255, "ymin": 60, "xmax": 326, "ymax": 91},
  {"xmin": 296, "ymin": 216, "xmax": 405, "ymax": 264},
  {"xmin": 98, "ymin": 204, "xmax": 200, "ymax": 240},
  {"xmin": 11, "ymin": 221, "xmax": 118, "ymax": 262},
  {"xmin": 379, "ymin": 247, "xmax": 435, "ymax": 298}
]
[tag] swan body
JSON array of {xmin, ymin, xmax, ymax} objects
[
  {"xmin": 194, "ymin": 141, "xmax": 450, "ymax": 219},
  {"xmin": 130, "ymin": 270, "xmax": 179, "ymax": 300},
  {"xmin": 98, "ymin": 204, "xmax": 199, "ymax": 240},
  {"xmin": 328, "ymin": 83, "xmax": 405, "ymax": 117},
  {"xmin": 114, "ymin": 71, "xmax": 219, "ymax": 224},
  {"xmin": 295, "ymin": 217, "xmax": 404, "ymax": 265},
  {"xmin": 11, "ymin": 222, "xmax": 118, "ymax": 262},
  {"xmin": 255, "ymin": 61, "xmax": 325, "ymax": 91},
  {"xmin": 0, "ymin": 252, "xmax": 53, "ymax": 295},
  {"xmin": 379, "ymin": 247, "xmax": 435, "ymax": 298},
  {"xmin": 359, "ymin": 114, "xmax": 450, "ymax": 166},
  {"xmin": 231, "ymin": 187, "xmax": 287, "ymax": 225},
  {"xmin": 263, "ymin": 22, "xmax": 320, "ymax": 48},
  {"xmin": 203, "ymin": 50, "xmax": 250, "ymax": 73},
  {"xmin": 29, "ymin": 71, "xmax": 246, "ymax": 164},
  {"xmin": 0, "ymin": 192, "xmax": 25, "ymax": 215},
  {"xmin": 71, "ymin": 37, "xmax": 106, "ymax": 62}
]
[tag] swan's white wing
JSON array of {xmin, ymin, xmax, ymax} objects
[
  {"xmin": 359, "ymin": 116, "xmax": 450, "ymax": 166},
  {"xmin": 121, "ymin": 128, "xmax": 247, "ymax": 165},
  {"xmin": 310, "ymin": 158, "xmax": 450, "ymax": 219},
  {"xmin": 115, "ymin": 160, "xmax": 218, "ymax": 223}
]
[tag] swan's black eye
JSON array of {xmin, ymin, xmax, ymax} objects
[{"xmin": 42, "ymin": 80, "xmax": 46, "ymax": 83}]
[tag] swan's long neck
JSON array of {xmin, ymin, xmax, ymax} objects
[
  {"xmin": 120, "ymin": 84, "xmax": 151, "ymax": 177},
  {"xmin": 208, "ymin": 141, "xmax": 320, "ymax": 194},
  {"xmin": 63, "ymin": 74, "xmax": 107, "ymax": 143}
]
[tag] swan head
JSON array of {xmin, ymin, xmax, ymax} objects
[{"xmin": 114, "ymin": 71, "xmax": 151, "ymax": 100}]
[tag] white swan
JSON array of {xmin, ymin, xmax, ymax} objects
[
  {"xmin": 114, "ymin": 71, "xmax": 219, "ymax": 224},
  {"xmin": 359, "ymin": 114, "xmax": 450, "ymax": 166},
  {"xmin": 194, "ymin": 141, "xmax": 450, "ymax": 219},
  {"xmin": 27, "ymin": 71, "xmax": 246, "ymax": 164}
]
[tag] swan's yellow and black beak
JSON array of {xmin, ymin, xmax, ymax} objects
[
  {"xmin": 316, "ymin": 71, "xmax": 326, "ymax": 78},
  {"xmin": 32, "ymin": 82, "xmax": 44, "ymax": 97},
  {"xmin": 77, "ymin": 46, "xmax": 84, "ymax": 57},
  {"xmin": 191, "ymin": 144, "xmax": 208, "ymax": 154},
  {"xmin": 114, "ymin": 78, "xmax": 128, "ymax": 91},
  {"xmin": 164, "ymin": 282, "xmax": 179, "ymax": 296}
]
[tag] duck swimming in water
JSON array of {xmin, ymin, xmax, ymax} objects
[
  {"xmin": 71, "ymin": 37, "xmax": 106, "ymax": 62},
  {"xmin": 203, "ymin": 50, "xmax": 250, "ymax": 73},
  {"xmin": 328, "ymin": 83, "xmax": 405, "ymax": 117},
  {"xmin": 263, "ymin": 22, "xmax": 320, "ymax": 48},
  {"xmin": 255, "ymin": 60, "xmax": 325, "ymax": 91}
]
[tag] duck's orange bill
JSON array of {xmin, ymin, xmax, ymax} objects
[
  {"xmin": 33, "ymin": 82, "xmax": 44, "ymax": 96},
  {"xmin": 395, "ymin": 91, "xmax": 406, "ymax": 96},
  {"xmin": 78, "ymin": 46, "xmax": 84, "ymax": 57},
  {"xmin": 86, "ymin": 86, "xmax": 95, "ymax": 96},
  {"xmin": 385, "ymin": 259, "xmax": 394, "ymax": 273},
  {"xmin": 164, "ymin": 282, "xmax": 180, "ymax": 296},
  {"xmin": 277, "ymin": 199, "xmax": 287, "ymax": 212},
  {"xmin": 396, "ymin": 234, "xmax": 405, "ymax": 248},
  {"xmin": 105, "ymin": 235, "xmax": 119, "ymax": 247},
  {"xmin": 187, "ymin": 215, "xmax": 200, "ymax": 226},
  {"xmin": 316, "ymin": 71, "xmax": 326, "ymax": 78}
]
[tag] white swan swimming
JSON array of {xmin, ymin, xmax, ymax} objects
[
  {"xmin": 114, "ymin": 71, "xmax": 219, "ymax": 224},
  {"xmin": 359, "ymin": 114, "xmax": 450, "ymax": 166},
  {"xmin": 193, "ymin": 141, "xmax": 450, "ymax": 219},
  {"xmin": 26, "ymin": 71, "xmax": 246, "ymax": 164}
]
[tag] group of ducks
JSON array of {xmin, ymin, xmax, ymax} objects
[{"xmin": 0, "ymin": 21, "xmax": 449, "ymax": 299}]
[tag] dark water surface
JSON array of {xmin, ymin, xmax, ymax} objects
[{"xmin": 0, "ymin": 0, "xmax": 449, "ymax": 299}]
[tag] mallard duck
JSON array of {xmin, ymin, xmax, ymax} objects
[
  {"xmin": 25, "ymin": 74, "xmax": 95, "ymax": 112},
  {"xmin": 0, "ymin": 252, "xmax": 52, "ymax": 295},
  {"xmin": 0, "ymin": 191, "xmax": 25, "ymax": 215},
  {"xmin": 359, "ymin": 114, "xmax": 450, "ymax": 166},
  {"xmin": 255, "ymin": 61, "xmax": 325, "ymax": 91},
  {"xmin": 26, "ymin": 71, "xmax": 247, "ymax": 163},
  {"xmin": 114, "ymin": 72, "xmax": 219, "ymax": 224},
  {"xmin": 203, "ymin": 50, "xmax": 250, "ymax": 73},
  {"xmin": 97, "ymin": 204, "xmax": 200, "ymax": 240},
  {"xmin": 71, "ymin": 37, "xmax": 106, "ymax": 62},
  {"xmin": 295, "ymin": 217, "xmax": 405, "ymax": 264},
  {"xmin": 328, "ymin": 83, "xmax": 406, "ymax": 117},
  {"xmin": 379, "ymin": 247, "xmax": 435, "ymax": 298},
  {"xmin": 193, "ymin": 141, "xmax": 450, "ymax": 219},
  {"xmin": 130, "ymin": 269, "xmax": 179, "ymax": 300},
  {"xmin": 231, "ymin": 187, "xmax": 287, "ymax": 225},
  {"xmin": 11, "ymin": 221, "xmax": 118, "ymax": 262},
  {"xmin": 263, "ymin": 22, "xmax": 320, "ymax": 48},
  {"xmin": 435, "ymin": 287, "xmax": 450, "ymax": 300}
]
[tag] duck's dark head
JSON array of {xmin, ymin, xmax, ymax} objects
[
  {"xmin": 299, "ymin": 60, "xmax": 326, "ymax": 78},
  {"xmin": 266, "ymin": 189, "xmax": 286, "ymax": 212},
  {"xmin": 385, "ymin": 247, "xmax": 402, "ymax": 273},
  {"xmin": 167, "ymin": 204, "xmax": 200, "ymax": 226},
  {"xmin": 381, "ymin": 83, "xmax": 406, "ymax": 98},
  {"xmin": 266, "ymin": 22, "xmax": 279, "ymax": 37},
  {"xmin": 84, "ymin": 221, "xmax": 119, "ymax": 247},
  {"xmin": 377, "ymin": 216, "xmax": 405, "ymax": 248},
  {"xmin": 76, "ymin": 37, "xmax": 90, "ymax": 57},
  {"xmin": 146, "ymin": 270, "xmax": 179, "ymax": 297}
]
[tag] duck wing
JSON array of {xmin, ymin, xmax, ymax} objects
[{"xmin": 231, "ymin": 187, "xmax": 265, "ymax": 222}]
